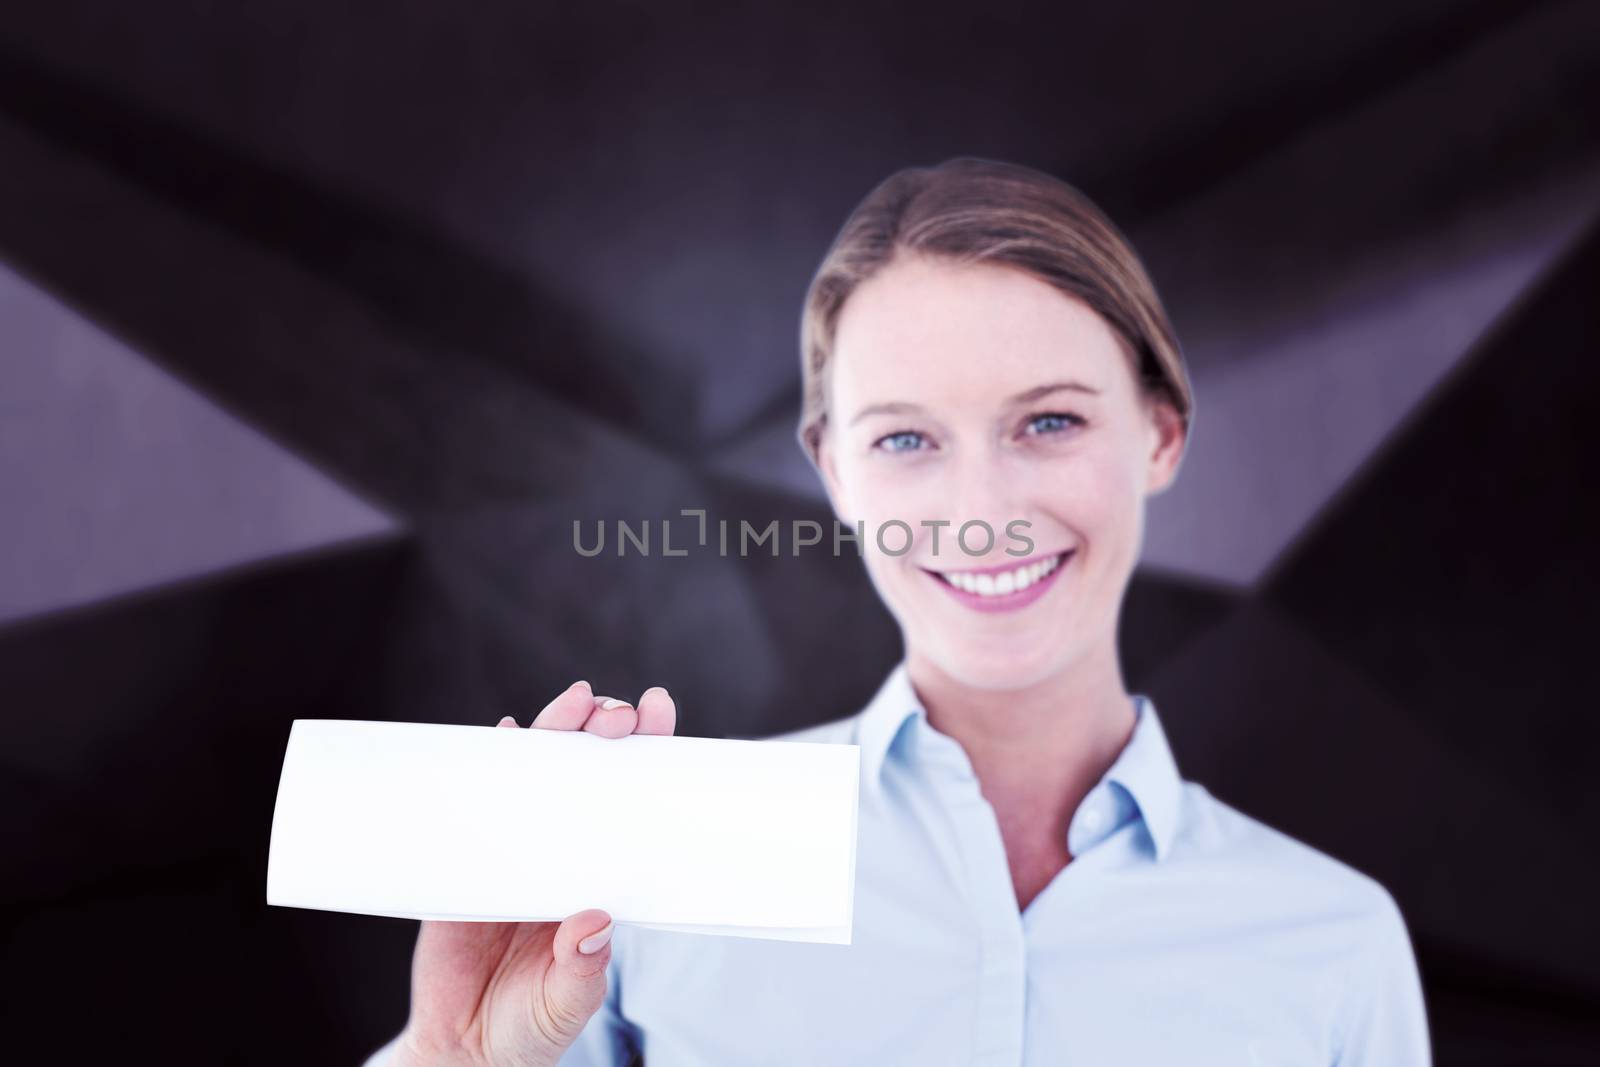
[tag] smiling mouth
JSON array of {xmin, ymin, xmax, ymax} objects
[{"xmin": 924, "ymin": 550, "xmax": 1073, "ymax": 598}]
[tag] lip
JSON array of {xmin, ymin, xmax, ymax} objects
[{"xmin": 922, "ymin": 549, "xmax": 1075, "ymax": 614}]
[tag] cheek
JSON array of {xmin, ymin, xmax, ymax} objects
[
  {"xmin": 838, "ymin": 464, "xmax": 948, "ymax": 596},
  {"xmin": 842, "ymin": 463, "xmax": 943, "ymax": 541},
  {"xmin": 1032, "ymin": 450, "xmax": 1143, "ymax": 547}
]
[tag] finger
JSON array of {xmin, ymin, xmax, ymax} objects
[
  {"xmin": 554, "ymin": 908, "xmax": 614, "ymax": 962},
  {"xmin": 542, "ymin": 909, "xmax": 614, "ymax": 1040},
  {"xmin": 496, "ymin": 715, "xmax": 518, "ymax": 728},
  {"xmin": 532, "ymin": 680, "xmax": 596, "ymax": 731},
  {"xmin": 634, "ymin": 687, "xmax": 676, "ymax": 736},
  {"xmin": 583, "ymin": 696, "xmax": 637, "ymax": 738}
]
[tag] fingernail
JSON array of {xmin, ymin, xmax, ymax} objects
[
  {"xmin": 600, "ymin": 698, "xmax": 630, "ymax": 710},
  {"xmin": 578, "ymin": 921, "xmax": 614, "ymax": 954},
  {"xmin": 496, "ymin": 715, "xmax": 517, "ymax": 727},
  {"xmin": 573, "ymin": 680, "xmax": 592, "ymax": 693}
]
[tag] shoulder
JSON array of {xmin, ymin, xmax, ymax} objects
[
  {"xmin": 1178, "ymin": 781, "xmax": 1410, "ymax": 939},
  {"xmin": 1177, "ymin": 785, "xmax": 1428, "ymax": 1060}
]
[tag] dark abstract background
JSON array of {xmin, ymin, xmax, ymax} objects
[{"xmin": 2, "ymin": 2, "xmax": 1597, "ymax": 1064}]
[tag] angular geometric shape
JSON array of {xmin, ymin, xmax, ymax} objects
[
  {"xmin": 1128, "ymin": 2, "xmax": 1600, "ymax": 587},
  {"xmin": 0, "ymin": 537, "xmax": 417, "ymax": 1065},
  {"xmin": 1118, "ymin": 564, "xmax": 1243, "ymax": 691},
  {"xmin": 1145, "ymin": 185, "xmax": 1595, "ymax": 587},
  {"xmin": 1263, "ymin": 220, "xmax": 1600, "ymax": 836},
  {"xmin": 0, "ymin": 259, "xmax": 398, "ymax": 623}
]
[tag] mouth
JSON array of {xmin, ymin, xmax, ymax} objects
[{"xmin": 921, "ymin": 550, "xmax": 1075, "ymax": 614}]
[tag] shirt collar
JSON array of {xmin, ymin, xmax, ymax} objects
[
  {"xmin": 856, "ymin": 662, "xmax": 1184, "ymax": 861},
  {"xmin": 1102, "ymin": 693, "xmax": 1183, "ymax": 861},
  {"xmin": 856, "ymin": 661, "xmax": 925, "ymax": 791}
]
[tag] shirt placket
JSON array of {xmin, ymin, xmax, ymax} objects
[{"xmin": 917, "ymin": 728, "xmax": 1027, "ymax": 1067}]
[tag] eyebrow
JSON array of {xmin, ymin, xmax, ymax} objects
[{"xmin": 847, "ymin": 380, "xmax": 1102, "ymax": 426}]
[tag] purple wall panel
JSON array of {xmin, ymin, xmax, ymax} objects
[{"xmin": 0, "ymin": 261, "xmax": 397, "ymax": 622}]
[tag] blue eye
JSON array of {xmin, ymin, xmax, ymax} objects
[
  {"xmin": 874, "ymin": 430, "xmax": 926, "ymax": 453},
  {"xmin": 1025, "ymin": 412, "xmax": 1084, "ymax": 436}
]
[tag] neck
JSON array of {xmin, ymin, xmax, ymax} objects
[{"xmin": 904, "ymin": 640, "xmax": 1137, "ymax": 815}]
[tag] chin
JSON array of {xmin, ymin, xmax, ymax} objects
[{"xmin": 920, "ymin": 632, "xmax": 1067, "ymax": 693}]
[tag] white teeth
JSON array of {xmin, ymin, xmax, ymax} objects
[{"xmin": 936, "ymin": 552, "xmax": 1067, "ymax": 598}]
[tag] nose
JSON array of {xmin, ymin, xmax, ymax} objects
[{"xmin": 937, "ymin": 447, "xmax": 1028, "ymax": 564}]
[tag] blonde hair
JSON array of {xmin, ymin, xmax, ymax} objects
[{"xmin": 797, "ymin": 157, "xmax": 1194, "ymax": 465}]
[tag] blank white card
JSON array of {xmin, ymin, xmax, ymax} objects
[{"xmin": 267, "ymin": 719, "xmax": 861, "ymax": 944}]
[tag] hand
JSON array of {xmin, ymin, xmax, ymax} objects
[{"xmin": 393, "ymin": 681, "xmax": 678, "ymax": 1066}]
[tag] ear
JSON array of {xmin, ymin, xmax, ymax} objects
[{"xmin": 1143, "ymin": 398, "xmax": 1187, "ymax": 497}]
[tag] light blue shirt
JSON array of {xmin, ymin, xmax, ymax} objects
[{"xmin": 368, "ymin": 662, "xmax": 1431, "ymax": 1066}]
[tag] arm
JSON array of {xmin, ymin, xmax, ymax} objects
[{"xmin": 1333, "ymin": 889, "xmax": 1432, "ymax": 1066}]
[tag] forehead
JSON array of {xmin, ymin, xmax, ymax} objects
[{"xmin": 830, "ymin": 254, "xmax": 1131, "ymax": 408}]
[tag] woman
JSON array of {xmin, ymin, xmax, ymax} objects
[{"xmin": 368, "ymin": 158, "xmax": 1431, "ymax": 1066}]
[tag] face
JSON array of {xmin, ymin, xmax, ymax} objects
[{"xmin": 816, "ymin": 253, "xmax": 1185, "ymax": 692}]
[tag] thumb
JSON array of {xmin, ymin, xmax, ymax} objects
[{"xmin": 539, "ymin": 910, "xmax": 615, "ymax": 1042}]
